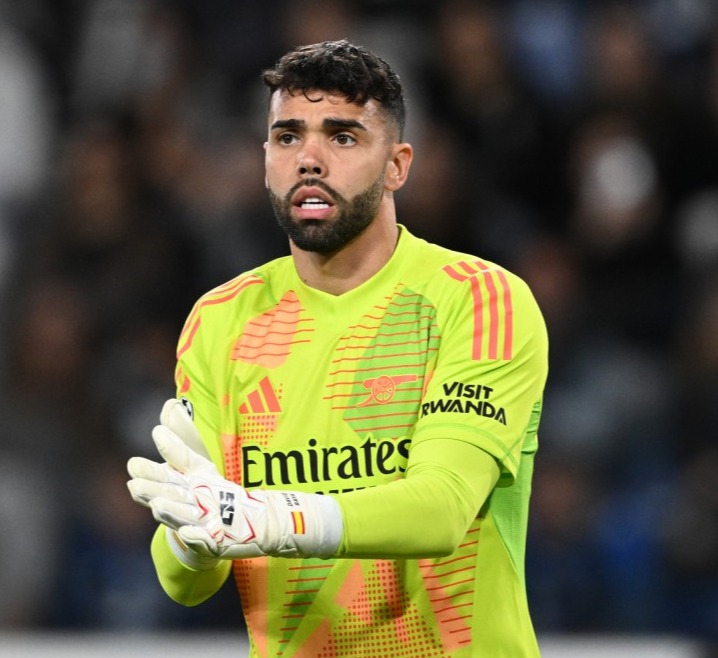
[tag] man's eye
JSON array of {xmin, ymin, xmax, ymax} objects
[
  {"xmin": 334, "ymin": 134, "xmax": 356, "ymax": 146},
  {"xmin": 279, "ymin": 133, "xmax": 298, "ymax": 145}
]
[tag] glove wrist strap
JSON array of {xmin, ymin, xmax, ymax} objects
[{"xmin": 263, "ymin": 490, "xmax": 344, "ymax": 558}]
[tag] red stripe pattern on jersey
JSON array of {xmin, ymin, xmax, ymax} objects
[{"xmin": 442, "ymin": 260, "xmax": 514, "ymax": 361}]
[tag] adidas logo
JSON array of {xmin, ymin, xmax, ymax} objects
[{"xmin": 239, "ymin": 376, "xmax": 282, "ymax": 414}]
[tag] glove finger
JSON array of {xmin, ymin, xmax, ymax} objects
[
  {"xmin": 127, "ymin": 456, "xmax": 186, "ymax": 485},
  {"xmin": 127, "ymin": 478, "xmax": 194, "ymax": 507},
  {"xmin": 126, "ymin": 456, "xmax": 157, "ymax": 480},
  {"xmin": 152, "ymin": 425, "xmax": 215, "ymax": 476},
  {"xmin": 150, "ymin": 498, "xmax": 204, "ymax": 530},
  {"xmin": 219, "ymin": 542, "xmax": 267, "ymax": 559},
  {"xmin": 178, "ymin": 525, "xmax": 219, "ymax": 557},
  {"xmin": 160, "ymin": 399, "xmax": 210, "ymax": 460},
  {"xmin": 126, "ymin": 478, "xmax": 154, "ymax": 507}
]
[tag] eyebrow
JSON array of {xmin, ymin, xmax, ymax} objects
[
  {"xmin": 323, "ymin": 118, "xmax": 367, "ymax": 132},
  {"xmin": 270, "ymin": 118, "xmax": 368, "ymax": 132},
  {"xmin": 270, "ymin": 118, "xmax": 304, "ymax": 131}
]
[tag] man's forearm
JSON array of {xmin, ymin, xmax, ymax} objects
[{"xmin": 335, "ymin": 439, "xmax": 500, "ymax": 559}]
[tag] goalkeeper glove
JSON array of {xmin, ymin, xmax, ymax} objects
[{"xmin": 127, "ymin": 399, "xmax": 343, "ymax": 568}]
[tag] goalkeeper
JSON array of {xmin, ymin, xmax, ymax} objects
[{"xmin": 128, "ymin": 39, "xmax": 548, "ymax": 657}]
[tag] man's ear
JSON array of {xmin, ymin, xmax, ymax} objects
[
  {"xmin": 263, "ymin": 142, "xmax": 269, "ymax": 188},
  {"xmin": 385, "ymin": 142, "xmax": 413, "ymax": 192}
]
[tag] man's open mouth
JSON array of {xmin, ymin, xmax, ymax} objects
[{"xmin": 298, "ymin": 197, "xmax": 331, "ymax": 210}]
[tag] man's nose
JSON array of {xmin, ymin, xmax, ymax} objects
[{"xmin": 297, "ymin": 142, "xmax": 326, "ymax": 177}]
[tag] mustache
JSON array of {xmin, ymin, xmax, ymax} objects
[{"xmin": 286, "ymin": 178, "xmax": 343, "ymax": 204}]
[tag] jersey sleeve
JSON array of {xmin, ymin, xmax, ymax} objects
[
  {"xmin": 149, "ymin": 294, "xmax": 233, "ymax": 605},
  {"xmin": 174, "ymin": 294, "xmax": 226, "ymax": 473},
  {"xmin": 150, "ymin": 525, "xmax": 232, "ymax": 606},
  {"xmin": 335, "ymin": 438, "xmax": 500, "ymax": 558},
  {"xmin": 412, "ymin": 263, "xmax": 548, "ymax": 484}
]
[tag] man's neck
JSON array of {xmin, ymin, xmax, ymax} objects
[{"xmin": 290, "ymin": 218, "xmax": 399, "ymax": 296}]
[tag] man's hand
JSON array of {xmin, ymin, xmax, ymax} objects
[{"xmin": 127, "ymin": 400, "xmax": 343, "ymax": 565}]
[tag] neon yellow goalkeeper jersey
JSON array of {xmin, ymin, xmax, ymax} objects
[{"xmin": 171, "ymin": 225, "xmax": 548, "ymax": 657}]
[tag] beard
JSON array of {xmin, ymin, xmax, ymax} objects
[{"xmin": 269, "ymin": 175, "xmax": 385, "ymax": 254}]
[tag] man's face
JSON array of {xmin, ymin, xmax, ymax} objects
[{"xmin": 265, "ymin": 89, "xmax": 395, "ymax": 254}]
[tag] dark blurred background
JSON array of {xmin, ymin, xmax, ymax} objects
[{"xmin": 0, "ymin": 0, "xmax": 716, "ymax": 649}]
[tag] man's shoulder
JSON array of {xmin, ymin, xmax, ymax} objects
[
  {"xmin": 192, "ymin": 255, "xmax": 293, "ymax": 313},
  {"xmin": 177, "ymin": 256, "xmax": 294, "ymax": 358},
  {"xmin": 401, "ymin": 228, "xmax": 522, "ymax": 290}
]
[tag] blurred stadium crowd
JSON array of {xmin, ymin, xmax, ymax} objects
[{"xmin": 0, "ymin": 0, "xmax": 717, "ymax": 647}]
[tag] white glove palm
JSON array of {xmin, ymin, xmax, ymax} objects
[{"xmin": 127, "ymin": 399, "xmax": 342, "ymax": 566}]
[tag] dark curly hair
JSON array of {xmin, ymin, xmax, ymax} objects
[{"xmin": 262, "ymin": 39, "xmax": 406, "ymax": 139}]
